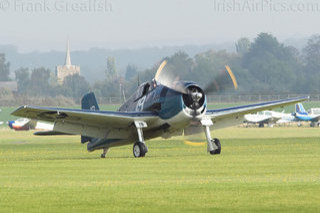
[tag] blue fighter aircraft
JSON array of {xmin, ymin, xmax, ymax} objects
[{"xmin": 12, "ymin": 61, "xmax": 308, "ymax": 158}]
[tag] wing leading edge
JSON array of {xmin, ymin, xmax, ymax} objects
[
  {"xmin": 11, "ymin": 106, "xmax": 159, "ymax": 138},
  {"xmin": 206, "ymin": 96, "xmax": 309, "ymax": 129}
]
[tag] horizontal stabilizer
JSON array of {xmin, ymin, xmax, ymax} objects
[{"xmin": 81, "ymin": 136, "xmax": 93, "ymax": 144}]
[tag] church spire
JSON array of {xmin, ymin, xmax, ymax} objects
[{"xmin": 65, "ymin": 39, "xmax": 72, "ymax": 67}]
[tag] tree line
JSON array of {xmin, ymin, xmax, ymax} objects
[{"xmin": 0, "ymin": 32, "xmax": 320, "ymax": 104}]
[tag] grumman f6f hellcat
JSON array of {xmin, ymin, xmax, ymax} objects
[{"xmin": 12, "ymin": 61, "xmax": 308, "ymax": 158}]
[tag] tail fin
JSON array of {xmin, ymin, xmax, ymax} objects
[
  {"xmin": 81, "ymin": 92, "xmax": 99, "ymax": 111},
  {"xmin": 295, "ymin": 103, "xmax": 307, "ymax": 115},
  {"xmin": 81, "ymin": 92, "xmax": 99, "ymax": 143}
]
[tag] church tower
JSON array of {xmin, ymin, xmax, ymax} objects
[{"xmin": 56, "ymin": 40, "xmax": 80, "ymax": 84}]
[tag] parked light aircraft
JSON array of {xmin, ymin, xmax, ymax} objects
[
  {"xmin": 12, "ymin": 61, "xmax": 308, "ymax": 158},
  {"xmin": 294, "ymin": 103, "xmax": 320, "ymax": 127},
  {"xmin": 244, "ymin": 110, "xmax": 295, "ymax": 127},
  {"xmin": 8, "ymin": 118, "xmax": 54, "ymax": 131},
  {"xmin": 8, "ymin": 118, "xmax": 37, "ymax": 130}
]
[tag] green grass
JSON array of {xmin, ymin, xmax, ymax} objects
[{"xmin": 0, "ymin": 128, "xmax": 319, "ymax": 212}]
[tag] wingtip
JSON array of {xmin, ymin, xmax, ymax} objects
[
  {"xmin": 301, "ymin": 96, "xmax": 310, "ymax": 101},
  {"xmin": 11, "ymin": 105, "xmax": 28, "ymax": 116}
]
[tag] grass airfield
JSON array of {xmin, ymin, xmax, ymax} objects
[{"xmin": 0, "ymin": 127, "xmax": 320, "ymax": 212}]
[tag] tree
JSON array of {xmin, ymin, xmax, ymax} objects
[
  {"xmin": 62, "ymin": 74, "xmax": 91, "ymax": 100},
  {"xmin": 302, "ymin": 35, "xmax": 320, "ymax": 93},
  {"xmin": 303, "ymin": 34, "xmax": 320, "ymax": 74},
  {"xmin": 236, "ymin": 38, "xmax": 251, "ymax": 55},
  {"xmin": 15, "ymin": 67, "xmax": 30, "ymax": 94},
  {"xmin": 242, "ymin": 33, "xmax": 300, "ymax": 93},
  {"xmin": 125, "ymin": 64, "xmax": 138, "ymax": 81},
  {"xmin": 0, "ymin": 53, "xmax": 10, "ymax": 81},
  {"xmin": 105, "ymin": 56, "xmax": 117, "ymax": 80},
  {"xmin": 28, "ymin": 67, "xmax": 51, "ymax": 96}
]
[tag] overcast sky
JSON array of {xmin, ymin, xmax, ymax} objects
[{"xmin": 0, "ymin": 0, "xmax": 319, "ymax": 52}]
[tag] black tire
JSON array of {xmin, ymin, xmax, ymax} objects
[
  {"xmin": 258, "ymin": 123, "xmax": 264, "ymax": 128},
  {"xmin": 210, "ymin": 138, "xmax": 221, "ymax": 155},
  {"xmin": 133, "ymin": 142, "xmax": 147, "ymax": 158}
]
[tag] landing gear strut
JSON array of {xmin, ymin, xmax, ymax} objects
[
  {"xmin": 101, "ymin": 147, "xmax": 108, "ymax": 158},
  {"xmin": 133, "ymin": 121, "xmax": 148, "ymax": 158},
  {"xmin": 201, "ymin": 119, "xmax": 221, "ymax": 155}
]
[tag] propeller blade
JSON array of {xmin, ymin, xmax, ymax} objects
[
  {"xmin": 184, "ymin": 140, "xmax": 205, "ymax": 147},
  {"xmin": 183, "ymin": 123, "xmax": 206, "ymax": 147},
  {"xmin": 154, "ymin": 60, "xmax": 188, "ymax": 94},
  {"xmin": 204, "ymin": 65, "xmax": 238, "ymax": 94},
  {"xmin": 154, "ymin": 60, "xmax": 167, "ymax": 81}
]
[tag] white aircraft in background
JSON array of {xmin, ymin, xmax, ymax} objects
[
  {"xmin": 8, "ymin": 118, "xmax": 53, "ymax": 131},
  {"xmin": 244, "ymin": 110, "xmax": 295, "ymax": 127}
]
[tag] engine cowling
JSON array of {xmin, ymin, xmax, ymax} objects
[{"xmin": 182, "ymin": 84, "xmax": 206, "ymax": 118}]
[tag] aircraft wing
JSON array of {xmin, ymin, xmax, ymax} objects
[
  {"xmin": 12, "ymin": 106, "xmax": 159, "ymax": 138},
  {"xmin": 206, "ymin": 96, "xmax": 309, "ymax": 129}
]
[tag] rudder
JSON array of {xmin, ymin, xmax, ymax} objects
[
  {"xmin": 81, "ymin": 92, "xmax": 100, "ymax": 111},
  {"xmin": 81, "ymin": 92, "xmax": 100, "ymax": 143}
]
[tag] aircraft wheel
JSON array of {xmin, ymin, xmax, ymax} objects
[
  {"xmin": 259, "ymin": 123, "xmax": 264, "ymax": 128},
  {"xmin": 210, "ymin": 138, "xmax": 221, "ymax": 155},
  {"xmin": 133, "ymin": 142, "xmax": 147, "ymax": 158},
  {"xmin": 101, "ymin": 154, "xmax": 106, "ymax": 158}
]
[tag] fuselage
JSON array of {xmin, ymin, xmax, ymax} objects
[
  {"xmin": 87, "ymin": 81, "xmax": 207, "ymax": 151},
  {"xmin": 118, "ymin": 80, "xmax": 207, "ymax": 121},
  {"xmin": 295, "ymin": 113, "xmax": 318, "ymax": 121}
]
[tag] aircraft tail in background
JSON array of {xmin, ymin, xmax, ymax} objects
[{"xmin": 295, "ymin": 103, "xmax": 307, "ymax": 115}]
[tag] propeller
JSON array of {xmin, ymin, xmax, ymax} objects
[
  {"xmin": 154, "ymin": 60, "xmax": 238, "ymax": 147},
  {"xmin": 155, "ymin": 61, "xmax": 237, "ymax": 94}
]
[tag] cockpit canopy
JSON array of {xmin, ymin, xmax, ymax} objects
[{"xmin": 135, "ymin": 80, "xmax": 157, "ymax": 100}]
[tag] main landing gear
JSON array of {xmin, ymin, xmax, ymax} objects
[
  {"xmin": 133, "ymin": 142, "xmax": 148, "ymax": 158},
  {"xmin": 201, "ymin": 119, "xmax": 221, "ymax": 155},
  {"xmin": 133, "ymin": 121, "xmax": 148, "ymax": 158}
]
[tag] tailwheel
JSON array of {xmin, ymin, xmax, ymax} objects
[
  {"xmin": 209, "ymin": 138, "xmax": 221, "ymax": 155},
  {"xmin": 133, "ymin": 142, "xmax": 148, "ymax": 158}
]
